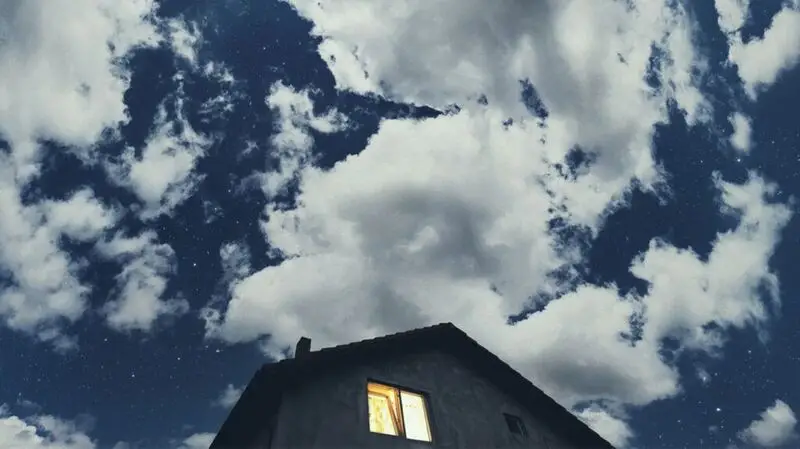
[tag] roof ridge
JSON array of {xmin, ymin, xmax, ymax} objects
[
  {"xmin": 306, "ymin": 321, "xmax": 454, "ymax": 353},
  {"xmin": 219, "ymin": 322, "xmax": 615, "ymax": 449},
  {"xmin": 259, "ymin": 322, "xmax": 456, "ymax": 370}
]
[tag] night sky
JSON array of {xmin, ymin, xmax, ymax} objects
[{"xmin": 1, "ymin": 0, "xmax": 800, "ymax": 448}]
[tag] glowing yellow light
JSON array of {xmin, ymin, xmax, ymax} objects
[
  {"xmin": 400, "ymin": 391, "xmax": 432, "ymax": 442},
  {"xmin": 367, "ymin": 382, "xmax": 432, "ymax": 442},
  {"xmin": 367, "ymin": 382, "xmax": 403, "ymax": 436}
]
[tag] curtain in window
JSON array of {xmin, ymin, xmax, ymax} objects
[{"xmin": 368, "ymin": 392, "xmax": 402, "ymax": 435}]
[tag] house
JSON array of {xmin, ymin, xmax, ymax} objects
[{"xmin": 210, "ymin": 322, "xmax": 615, "ymax": 449}]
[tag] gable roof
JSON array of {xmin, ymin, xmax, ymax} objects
[{"xmin": 210, "ymin": 322, "xmax": 616, "ymax": 449}]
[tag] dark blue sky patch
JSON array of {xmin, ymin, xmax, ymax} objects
[
  {"xmin": 647, "ymin": 104, "xmax": 736, "ymax": 259},
  {"xmin": 310, "ymin": 93, "xmax": 441, "ymax": 171},
  {"xmin": 17, "ymin": 143, "xmax": 138, "ymax": 209},
  {"xmin": 519, "ymin": 79, "xmax": 549, "ymax": 120},
  {"xmin": 748, "ymin": 63, "xmax": 800, "ymax": 197},
  {"xmin": 620, "ymin": 305, "xmax": 646, "ymax": 346},
  {"xmin": 586, "ymin": 188, "xmax": 664, "ymax": 296},
  {"xmin": 645, "ymin": 44, "xmax": 665, "ymax": 92},
  {"xmin": 121, "ymin": 47, "xmax": 180, "ymax": 150},
  {"xmin": 632, "ymin": 322, "xmax": 788, "ymax": 449},
  {"xmin": 551, "ymin": 146, "xmax": 597, "ymax": 182},
  {"xmin": 739, "ymin": 0, "xmax": 787, "ymax": 42},
  {"xmin": 0, "ymin": 138, "xmax": 9, "ymax": 156}
]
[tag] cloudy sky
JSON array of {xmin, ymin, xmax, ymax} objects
[{"xmin": 1, "ymin": 0, "xmax": 800, "ymax": 448}]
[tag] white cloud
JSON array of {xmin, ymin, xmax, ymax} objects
[
  {"xmin": 499, "ymin": 285, "xmax": 677, "ymax": 407},
  {"xmin": 0, "ymin": 407, "xmax": 95, "ymax": 449},
  {"xmin": 0, "ymin": 0, "xmax": 201, "ymax": 347},
  {"xmin": 40, "ymin": 189, "xmax": 119, "ymax": 242},
  {"xmin": 697, "ymin": 366, "xmax": 712, "ymax": 385},
  {"xmin": 716, "ymin": 0, "xmax": 800, "ymax": 99},
  {"xmin": 174, "ymin": 432, "xmax": 215, "ymax": 449},
  {"xmin": 0, "ymin": 162, "xmax": 120, "ymax": 350},
  {"xmin": 576, "ymin": 406, "xmax": 634, "ymax": 448},
  {"xmin": 203, "ymin": 62, "xmax": 236, "ymax": 85},
  {"xmin": 260, "ymin": 81, "xmax": 348, "ymax": 199},
  {"xmin": 96, "ymin": 231, "xmax": 189, "ymax": 332},
  {"xmin": 1, "ymin": 405, "xmax": 214, "ymax": 449},
  {"xmin": 283, "ymin": 0, "xmax": 711, "ymax": 226},
  {"xmin": 0, "ymin": 174, "xmax": 186, "ymax": 344},
  {"xmin": 739, "ymin": 400, "xmax": 798, "ymax": 447},
  {"xmin": 631, "ymin": 173, "xmax": 789, "ymax": 354},
  {"xmin": 199, "ymin": 4, "xmax": 793, "ymax": 438},
  {"xmin": 199, "ymin": 93, "xmax": 237, "ymax": 123},
  {"xmin": 315, "ymin": 38, "xmax": 376, "ymax": 95},
  {"xmin": 105, "ymin": 79, "xmax": 211, "ymax": 219},
  {"xmin": 205, "ymin": 110, "xmax": 571, "ymax": 346},
  {"xmin": 104, "ymin": 43, "xmax": 243, "ymax": 216},
  {"xmin": 219, "ymin": 242, "xmax": 252, "ymax": 282},
  {"xmin": 213, "ymin": 384, "xmax": 243, "ymax": 409},
  {"xmin": 167, "ymin": 19, "xmax": 202, "ymax": 68},
  {"xmin": 0, "ymin": 0, "xmax": 161, "ymax": 182},
  {"xmin": 199, "ymin": 62, "xmax": 238, "ymax": 122},
  {"xmin": 105, "ymin": 53, "xmax": 237, "ymax": 219},
  {"xmin": 205, "ymin": 84, "xmax": 790, "ymax": 416},
  {"xmin": 114, "ymin": 432, "xmax": 217, "ymax": 449},
  {"xmin": 508, "ymin": 174, "xmax": 788, "ymax": 407},
  {"xmin": 730, "ymin": 112, "xmax": 753, "ymax": 153},
  {"xmin": 715, "ymin": 0, "xmax": 749, "ymax": 34}
]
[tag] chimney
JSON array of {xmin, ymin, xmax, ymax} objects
[{"xmin": 295, "ymin": 336, "xmax": 311, "ymax": 358}]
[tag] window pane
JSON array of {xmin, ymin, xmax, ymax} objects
[
  {"xmin": 400, "ymin": 391, "xmax": 432, "ymax": 442},
  {"xmin": 367, "ymin": 383, "xmax": 404, "ymax": 436},
  {"xmin": 368, "ymin": 393, "xmax": 398, "ymax": 435}
]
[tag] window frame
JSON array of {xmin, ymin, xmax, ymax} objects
[{"xmin": 365, "ymin": 379, "xmax": 435, "ymax": 444}]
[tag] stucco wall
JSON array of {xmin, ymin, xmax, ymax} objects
[{"xmin": 265, "ymin": 350, "xmax": 579, "ymax": 449}]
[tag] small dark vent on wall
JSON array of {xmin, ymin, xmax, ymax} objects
[{"xmin": 503, "ymin": 413, "xmax": 528, "ymax": 438}]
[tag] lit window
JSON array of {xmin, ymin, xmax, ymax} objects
[{"xmin": 367, "ymin": 382, "xmax": 432, "ymax": 442}]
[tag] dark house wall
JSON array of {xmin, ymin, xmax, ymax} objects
[{"xmin": 263, "ymin": 350, "xmax": 579, "ymax": 449}]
